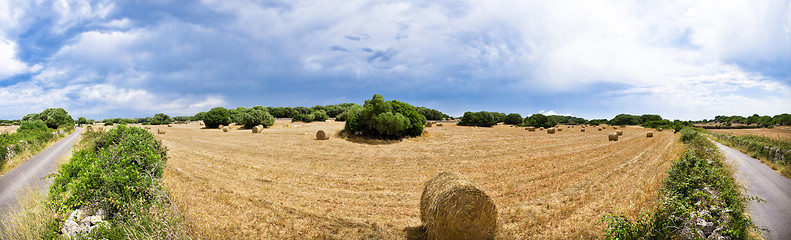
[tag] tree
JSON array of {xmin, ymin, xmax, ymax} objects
[
  {"xmin": 22, "ymin": 113, "xmax": 39, "ymax": 122},
  {"xmin": 416, "ymin": 107, "xmax": 449, "ymax": 120},
  {"xmin": 239, "ymin": 108, "xmax": 275, "ymax": 128},
  {"xmin": 77, "ymin": 117, "xmax": 88, "ymax": 125},
  {"xmin": 38, "ymin": 108, "xmax": 74, "ymax": 129},
  {"xmin": 525, "ymin": 113, "xmax": 555, "ymax": 128},
  {"xmin": 151, "ymin": 113, "xmax": 172, "ymax": 125},
  {"xmin": 313, "ymin": 110, "xmax": 329, "ymax": 122},
  {"xmin": 344, "ymin": 94, "xmax": 426, "ymax": 139},
  {"xmin": 203, "ymin": 107, "xmax": 231, "ymax": 128},
  {"xmin": 18, "ymin": 120, "xmax": 48, "ymax": 132},
  {"xmin": 192, "ymin": 111, "xmax": 208, "ymax": 121},
  {"xmin": 610, "ymin": 114, "xmax": 639, "ymax": 126},
  {"xmin": 458, "ymin": 111, "xmax": 497, "ymax": 127},
  {"xmin": 504, "ymin": 113, "xmax": 523, "ymax": 125}
]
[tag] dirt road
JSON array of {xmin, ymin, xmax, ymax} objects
[
  {"xmin": 0, "ymin": 128, "xmax": 82, "ymax": 215},
  {"xmin": 712, "ymin": 141, "xmax": 791, "ymax": 240}
]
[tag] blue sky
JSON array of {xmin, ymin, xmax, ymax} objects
[{"xmin": 1, "ymin": 0, "xmax": 790, "ymax": 120}]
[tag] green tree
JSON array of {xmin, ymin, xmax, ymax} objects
[
  {"xmin": 18, "ymin": 120, "xmax": 48, "ymax": 132},
  {"xmin": 239, "ymin": 109, "xmax": 275, "ymax": 128},
  {"xmin": 77, "ymin": 117, "xmax": 88, "ymax": 125},
  {"xmin": 203, "ymin": 107, "xmax": 231, "ymax": 128},
  {"xmin": 22, "ymin": 113, "xmax": 39, "ymax": 122},
  {"xmin": 525, "ymin": 113, "xmax": 556, "ymax": 128},
  {"xmin": 344, "ymin": 94, "xmax": 425, "ymax": 139},
  {"xmin": 151, "ymin": 113, "xmax": 172, "ymax": 125},
  {"xmin": 458, "ymin": 111, "xmax": 497, "ymax": 127},
  {"xmin": 38, "ymin": 108, "xmax": 74, "ymax": 129},
  {"xmin": 504, "ymin": 113, "xmax": 523, "ymax": 125},
  {"xmin": 313, "ymin": 110, "xmax": 329, "ymax": 122}
]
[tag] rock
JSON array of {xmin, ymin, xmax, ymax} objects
[
  {"xmin": 61, "ymin": 220, "xmax": 81, "ymax": 238},
  {"xmin": 707, "ymin": 231, "xmax": 725, "ymax": 240},
  {"xmin": 68, "ymin": 209, "xmax": 85, "ymax": 222},
  {"xmin": 61, "ymin": 208, "xmax": 108, "ymax": 237}
]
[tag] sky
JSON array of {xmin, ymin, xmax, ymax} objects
[{"xmin": 1, "ymin": 0, "xmax": 790, "ymax": 121}]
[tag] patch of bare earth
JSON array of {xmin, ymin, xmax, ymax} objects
[{"xmin": 157, "ymin": 121, "xmax": 682, "ymax": 239}]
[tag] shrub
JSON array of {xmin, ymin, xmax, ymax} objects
[
  {"xmin": 38, "ymin": 108, "xmax": 74, "ymax": 129},
  {"xmin": 203, "ymin": 107, "xmax": 231, "ymax": 128},
  {"xmin": 239, "ymin": 109, "xmax": 275, "ymax": 128},
  {"xmin": 103, "ymin": 119, "xmax": 114, "ymax": 126},
  {"xmin": 458, "ymin": 111, "xmax": 497, "ymax": 127},
  {"xmin": 150, "ymin": 113, "xmax": 172, "ymax": 125},
  {"xmin": 18, "ymin": 120, "xmax": 49, "ymax": 132},
  {"xmin": 292, "ymin": 113, "xmax": 315, "ymax": 123},
  {"xmin": 344, "ymin": 94, "xmax": 426, "ymax": 139},
  {"xmin": 313, "ymin": 110, "xmax": 329, "ymax": 122},
  {"xmin": 416, "ymin": 107, "xmax": 449, "ymax": 120},
  {"xmin": 503, "ymin": 113, "xmax": 523, "ymax": 125},
  {"xmin": 77, "ymin": 117, "xmax": 88, "ymax": 125},
  {"xmin": 22, "ymin": 113, "xmax": 40, "ymax": 122},
  {"xmin": 524, "ymin": 113, "xmax": 555, "ymax": 128}
]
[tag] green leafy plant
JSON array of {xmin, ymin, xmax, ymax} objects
[
  {"xmin": 344, "ymin": 94, "xmax": 426, "ymax": 139},
  {"xmin": 203, "ymin": 107, "xmax": 231, "ymax": 128},
  {"xmin": 457, "ymin": 111, "xmax": 497, "ymax": 127}
]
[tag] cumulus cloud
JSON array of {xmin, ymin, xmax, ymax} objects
[{"xmin": 0, "ymin": 0, "xmax": 789, "ymax": 120}]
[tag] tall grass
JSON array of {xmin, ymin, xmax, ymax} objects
[
  {"xmin": 603, "ymin": 128, "xmax": 754, "ymax": 239},
  {"xmin": 707, "ymin": 131, "xmax": 791, "ymax": 178},
  {"xmin": 0, "ymin": 188, "xmax": 59, "ymax": 240}
]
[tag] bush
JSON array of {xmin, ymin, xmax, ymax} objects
[
  {"xmin": 18, "ymin": 120, "xmax": 49, "ymax": 132},
  {"xmin": 458, "ymin": 111, "xmax": 497, "ymax": 127},
  {"xmin": 239, "ymin": 109, "xmax": 275, "ymax": 128},
  {"xmin": 416, "ymin": 107, "xmax": 448, "ymax": 120},
  {"xmin": 503, "ymin": 113, "xmax": 523, "ymax": 125},
  {"xmin": 150, "ymin": 113, "xmax": 172, "ymax": 125},
  {"xmin": 313, "ymin": 110, "xmax": 329, "ymax": 122},
  {"xmin": 344, "ymin": 94, "xmax": 426, "ymax": 139},
  {"xmin": 292, "ymin": 113, "xmax": 315, "ymax": 123},
  {"xmin": 524, "ymin": 113, "xmax": 555, "ymax": 128},
  {"xmin": 203, "ymin": 107, "xmax": 231, "ymax": 128}
]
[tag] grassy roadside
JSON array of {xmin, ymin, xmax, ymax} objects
[
  {"xmin": 706, "ymin": 131, "xmax": 791, "ymax": 179},
  {"xmin": 0, "ymin": 126, "xmax": 188, "ymax": 239},
  {"xmin": 603, "ymin": 128, "xmax": 756, "ymax": 239},
  {"xmin": 0, "ymin": 126, "xmax": 75, "ymax": 176}
]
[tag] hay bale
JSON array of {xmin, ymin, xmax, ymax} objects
[
  {"xmin": 657, "ymin": 128, "xmax": 663, "ymax": 132},
  {"xmin": 218, "ymin": 125, "xmax": 224, "ymax": 130},
  {"xmin": 613, "ymin": 126, "xmax": 617, "ymax": 129},
  {"xmin": 526, "ymin": 127, "xmax": 536, "ymax": 132},
  {"xmin": 425, "ymin": 122, "xmax": 434, "ymax": 127},
  {"xmin": 316, "ymin": 130, "xmax": 330, "ymax": 140},
  {"xmin": 580, "ymin": 128, "xmax": 585, "ymax": 132},
  {"xmin": 547, "ymin": 128, "xmax": 556, "ymax": 134},
  {"xmin": 602, "ymin": 126, "xmax": 607, "ymax": 129},
  {"xmin": 609, "ymin": 133, "xmax": 618, "ymax": 141},
  {"xmin": 199, "ymin": 122, "xmax": 204, "ymax": 126},
  {"xmin": 539, "ymin": 127, "xmax": 544, "ymax": 131},
  {"xmin": 252, "ymin": 125, "xmax": 263, "ymax": 133},
  {"xmin": 616, "ymin": 130, "xmax": 623, "ymax": 136},
  {"xmin": 168, "ymin": 124, "xmax": 172, "ymax": 127},
  {"xmin": 556, "ymin": 127, "xmax": 563, "ymax": 132},
  {"xmin": 157, "ymin": 129, "xmax": 165, "ymax": 134},
  {"xmin": 437, "ymin": 123, "xmax": 443, "ymax": 127},
  {"xmin": 598, "ymin": 128, "xmax": 602, "ymax": 131},
  {"xmin": 420, "ymin": 172, "xmax": 497, "ymax": 240},
  {"xmin": 646, "ymin": 131, "xmax": 653, "ymax": 137},
  {"xmin": 222, "ymin": 126, "xmax": 230, "ymax": 132}
]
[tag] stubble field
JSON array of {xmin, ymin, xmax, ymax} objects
[
  {"xmin": 156, "ymin": 120, "xmax": 682, "ymax": 239},
  {"xmin": 709, "ymin": 127, "xmax": 791, "ymax": 141}
]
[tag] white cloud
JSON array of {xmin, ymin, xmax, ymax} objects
[
  {"xmin": 0, "ymin": 37, "xmax": 38, "ymax": 79},
  {"xmin": 52, "ymin": 0, "xmax": 114, "ymax": 34}
]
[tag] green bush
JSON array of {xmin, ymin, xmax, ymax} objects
[
  {"xmin": 49, "ymin": 126, "xmax": 167, "ymax": 219},
  {"xmin": 38, "ymin": 108, "xmax": 74, "ymax": 129},
  {"xmin": 344, "ymin": 94, "xmax": 426, "ymax": 139},
  {"xmin": 203, "ymin": 107, "xmax": 231, "ymax": 128},
  {"xmin": 18, "ymin": 120, "xmax": 49, "ymax": 132},
  {"xmin": 313, "ymin": 110, "xmax": 329, "ymax": 122},
  {"xmin": 458, "ymin": 111, "xmax": 497, "ymax": 127},
  {"xmin": 416, "ymin": 107, "xmax": 449, "ymax": 120},
  {"xmin": 239, "ymin": 109, "xmax": 275, "ymax": 128},
  {"xmin": 504, "ymin": 113, "xmax": 523, "ymax": 125},
  {"xmin": 524, "ymin": 113, "xmax": 555, "ymax": 128},
  {"xmin": 292, "ymin": 113, "xmax": 315, "ymax": 123},
  {"xmin": 150, "ymin": 113, "xmax": 172, "ymax": 125}
]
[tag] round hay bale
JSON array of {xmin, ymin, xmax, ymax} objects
[
  {"xmin": 598, "ymin": 128, "xmax": 602, "ymax": 131},
  {"xmin": 539, "ymin": 127, "xmax": 544, "ymax": 131},
  {"xmin": 580, "ymin": 128, "xmax": 585, "ymax": 132},
  {"xmin": 547, "ymin": 128, "xmax": 556, "ymax": 134},
  {"xmin": 613, "ymin": 126, "xmax": 618, "ymax": 129},
  {"xmin": 609, "ymin": 133, "xmax": 618, "ymax": 141},
  {"xmin": 437, "ymin": 123, "xmax": 443, "ymax": 127},
  {"xmin": 657, "ymin": 128, "xmax": 663, "ymax": 132},
  {"xmin": 616, "ymin": 130, "xmax": 623, "ymax": 136},
  {"xmin": 602, "ymin": 126, "xmax": 607, "ymax": 129},
  {"xmin": 199, "ymin": 122, "xmax": 204, "ymax": 126},
  {"xmin": 252, "ymin": 126, "xmax": 261, "ymax": 133},
  {"xmin": 425, "ymin": 122, "xmax": 434, "ymax": 127},
  {"xmin": 222, "ymin": 126, "xmax": 230, "ymax": 132},
  {"xmin": 556, "ymin": 127, "xmax": 563, "ymax": 132},
  {"xmin": 646, "ymin": 131, "xmax": 653, "ymax": 137},
  {"xmin": 420, "ymin": 172, "xmax": 497, "ymax": 240},
  {"xmin": 168, "ymin": 124, "xmax": 172, "ymax": 127},
  {"xmin": 526, "ymin": 127, "xmax": 536, "ymax": 132},
  {"xmin": 316, "ymin": 130, "xmax": 330, "ymax": 140},
  {"xmin": 218, "ymin": 125, "xmax": 224, "ymax": 130},
  {"xmin": 157, "ymin": 129, "xmax": 165, "ymax": 134}
]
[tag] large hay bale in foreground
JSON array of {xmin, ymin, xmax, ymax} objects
[
  {"xmin": 157, "ymin": 129, "xmax": 165, "ymax": 134},
  {"xmin": 420, "ymin": 172, "xmax": 497, "ymax": 240},
  {"xmin": 609, "ymin": 133, "xmax": 618, "ymax": 141},
  {"xmin": 646, "ymin": 131, "xmax": 653, "ymax": 137},
  {"xmin": 616, "ymin": 130, "xmax": 623, "ymax": 136},
  {"xmin": 222, "ymin": 126, "xmax": 230, "ymax": 132},
  {"xmin": 547, "ymin": 128, "xmax": 556, "ymax": 134},
  {"xmin": 316, "ymin": 130, "xmax": 330, "ymax": 140},
  {"xmin": 526, "ymin": 127, "xmax": 536, "ymax": 132}
]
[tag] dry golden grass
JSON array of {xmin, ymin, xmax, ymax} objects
[
  {"xmin": 0, "ymin": 125, "xmax": 19, "ymax": 134},
  {"xmin": 709, "ymin": 127, "xmax": 791, "ymax": 141},
  {"xmin": 158, "ymin": 121, "xmax": 682, "ymax": 239}
]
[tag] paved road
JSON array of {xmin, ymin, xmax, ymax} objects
[
  {"xmin": 0, "ymin": 128, "xmax": 82, "ymax": 215},
  {"xmin": 712, "ymin": 141, "xmax": 791, "ymax": 240}
]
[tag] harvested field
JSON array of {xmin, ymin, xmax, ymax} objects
[
  {"xmin": 159, "ymin": 121, "xmax": 682, "ymax": 239},
  {"xmin": 709, "ymin": 127, "xmax": 791, "ymax": 141},
  {"xmin": 0, "ymin": 125, "xmax": 19, "ymax": 133}
]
